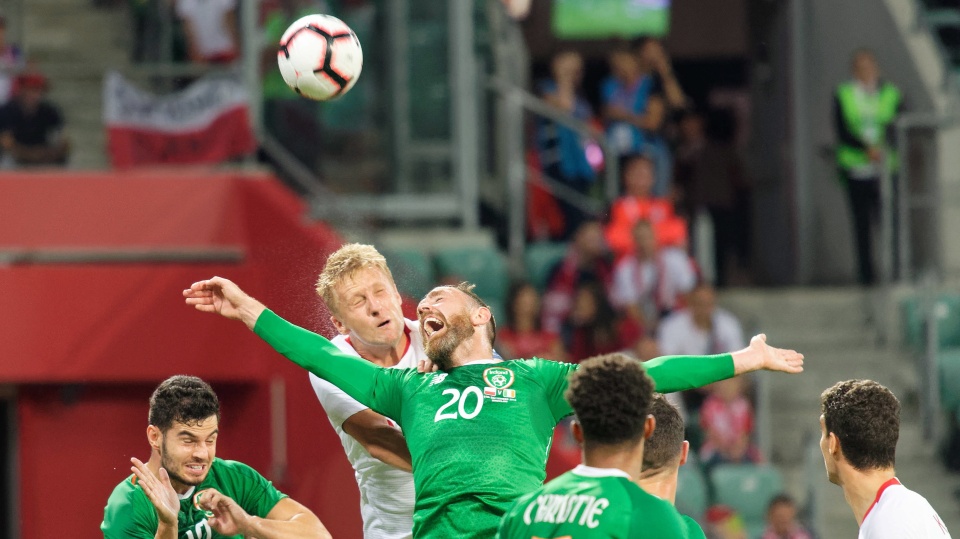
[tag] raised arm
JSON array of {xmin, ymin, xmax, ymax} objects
[
  {"xmin": 183, "ymin": 277, "xmax": 390, "ymax": 415},
  {"xmin": 644, "ymin": 334, "xmax": 803, "ymax": 393}
]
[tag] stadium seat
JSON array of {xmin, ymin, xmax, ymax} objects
[
  {"xmin": 939, "ymin": 349, "xmax": 960, "ymax": 413},
  {"xmin": 901, "ymin": 294, "xmax": 960, "ymax": 349},
  {"xmin": 433, "ymin": 246, "xmax": 510, "ymax": 306},
  {"xmin": 676, "ymin": 463, "xmax": 709, "ymax": 522},
  {"xmin": 710, "ymin": 464, "xmax": 783, "ymax": 526},
  {"xmin": 524, "ymin": 242, "xmax": 567, "ymax": 292},
  {"xmin": 381, "ymin": 248, "xmax": 436, "ymax": 300}
]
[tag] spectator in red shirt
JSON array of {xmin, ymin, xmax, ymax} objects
[
  {"xmin": 700, "ymin": 376, "xmax": 761, "ymax": 467},
  {"xmin": 760, "ymin": 494, "xmax": 814, "ymax": 539},
  {"xmin": 541, "ymin": 220, "xmax": 614, "ymax": 334},
  {"xmin": 496, "ymin": 282, "xmax": 567, "ymax": 361},
  {"xmin": 604, "ymin": 154, "xmax": 687, "ymax": 260},
  {"xmin": 0, "ymin": 72, "xmax": 69, "ymax": 167}
]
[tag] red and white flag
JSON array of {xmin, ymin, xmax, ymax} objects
[{"xmin": 103, "ymin": 71, "xmax": 256, "ymax": 168}]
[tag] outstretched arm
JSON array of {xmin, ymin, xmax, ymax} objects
[
  {"xmin": 183, "ymin": 277, "xmax": 393, "ymax": 416},
  {"xmin": 644, "ymin": 334, "xmax": 803, "ymax": 393}
]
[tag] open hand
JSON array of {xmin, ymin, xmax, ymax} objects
[
  {"xmin": 131, "ymin": 458, "xmax": 179, "ymax": 526},
  {"xmin": 195, "ymin": 488, "xmax": 251, "ymax": 536},
  {"xmin": 750, "ymin": 334, "xmax": 804, "ymax": 374},
  {"xmin": 183, "ymin": 276, "xmax": 265, "ymax": 329}
]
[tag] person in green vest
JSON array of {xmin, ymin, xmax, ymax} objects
[{"xmin": 833, "ymin": 48, "xmax": 904, "ymax": 285}]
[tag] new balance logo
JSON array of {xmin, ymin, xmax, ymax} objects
[{"xmin": 429, "ymin": 373, "xmax": 448, "ymax": 386}]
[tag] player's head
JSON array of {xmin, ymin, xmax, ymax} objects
[
  {"xmin": 566, "ymin": 354, "xmax": 656, "ymax": 454},
  {"xmin": 147, "ymin": 375, "xmax": 221, "ymax": 489},
  {"xmin": 316, "ymin": 243, "xmax": 406, "ymax": 349},
  {"xmin": 819, "ymin": 379, "xmax": 900, "ymax": 484},
  {"xmin": 417, "ymin": 282, "xmax": 496, "ymax": 369},
  {"xmin": 640, "ymin": 394, "xmax": 689, "ymax": 477}
]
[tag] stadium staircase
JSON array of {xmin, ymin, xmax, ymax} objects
[
  {"xmin": 722, "ymin": 287, "xmax": 960, "ymax": 537},
  {"xmin": 22, "ymin": 0, "xmax": 129, "ymax": 168}
]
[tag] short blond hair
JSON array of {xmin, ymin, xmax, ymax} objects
[{"xmin": 316, "ymin": 243, "xmax": 395, "ymax": 313}]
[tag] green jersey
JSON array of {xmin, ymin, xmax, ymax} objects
[
  {"xmin": 101, "ymin": 458, "xmax": 287, "ymax": 539},
  {"xmin": 254, "ymin": 309, "xmax": 735, "ymax": 539},
  {"xmin": 681, "ymin": 514, "xmax": 707, "ymax": 539},
  {"xmin": 496, "ymin": 465, "xmax": 687, "ymax": 538}
]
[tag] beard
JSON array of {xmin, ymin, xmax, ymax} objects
[
  {"xmin": 160, "ymin": 436, "xmax": 206, "ymax": 488},
  {"xmin": 425, "ymin": 311, "xmax": 475, "ymax": 370}
]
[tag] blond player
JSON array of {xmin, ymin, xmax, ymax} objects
[{"xmin": 819, "ymin": 379, "xmax": 951, "ymax": 538}]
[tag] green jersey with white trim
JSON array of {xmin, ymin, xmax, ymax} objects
[
  {"xmin": 253, "ymin": 309, "xmax": 735, "ymax": 539},
  {"xmin": 496, "ymin": 465, "xmax": 687, "ymax": 539},
  {"xmin": 101, "ymin": 458, "xmax": 286, "ymax": 539}
]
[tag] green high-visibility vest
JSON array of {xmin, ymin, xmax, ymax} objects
[{"xmin": 835, "ymin": 81, "xmax": 901, "ymax": 173}]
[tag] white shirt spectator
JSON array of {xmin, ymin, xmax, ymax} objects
[
  {"xmin": 175, "ymin": 0, "xmax": 237, "ymax": 60},
  {"xmin": 657, "ymin": 307, "xmax": 744, "ymax": 356},
  {"xmin": 309, "ymin": 318, "xmax": 427, "ymax": 539},
  {"xmin": 610, "ymin": 247, "xmax": 697, "ymax": 320},
  {"xmin": 859, "ymin": 479, "xmax": 951, "ymax": 539}
]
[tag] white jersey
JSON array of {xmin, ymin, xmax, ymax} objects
[
  {"xmin": 309, "ymin": 319, "xmax": 427, "ymax": 539},
  {"xmin": 859, "ymin": 479, "xmax": 951, "ymax": 539}
]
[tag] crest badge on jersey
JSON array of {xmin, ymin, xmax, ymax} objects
[{"xmin": 483, "ymin": 366, "xmax": 517, "ymax": 401}]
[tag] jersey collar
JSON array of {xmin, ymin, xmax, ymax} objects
[
  {"xmin": 177, "ymin": 486, "xmax": 197, "ymax": 500},
  {"xmin": 571, "ymin": 464, "xmax": 633, "ymax": 480},
  {"xmin": 861, "ymin": 477, "xmax": 901, "ymax": 524}
]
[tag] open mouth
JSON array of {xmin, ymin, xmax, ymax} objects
[{"xmin": 422, "ymin": 316, "xmax": 445, "ymax": 338}]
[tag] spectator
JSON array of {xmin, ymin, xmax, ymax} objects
[
  {"xmin": 560, "ymin": 279, "xmax": 639, "ymax": 362},
  {"xmin": 634, "ymin": 37, "xmax": 686, "ymax": 194},
  {"xmin": 541, "ymin": 220, "xmax": 614, "ymax": 334},
  {"xmin": 0, "ymin": 17, "xmax": 24, "ymax": 105},
  {"xmin": 658, "ymin": 282, "xmax": 745, "ymax": 412},
  {"xmin": 673, "ymin": 110, "xmax": 707, "ymax": 224},
  {"xmin": 604, "ymin": 154, "xmax": 687, "ymax": 260},
  {"xmin": 761, "ymin": 494, "xmax": 815, "ymax": 539},
  {"xmin": 699, "ymin": 376, "xmax": 761, "ymax": 467},
  {"xmin": 704, "ymin": 505, "xmax": 748, "ymax": 539},
  {"xmin": 610, "ymin": 219, "xmax": 698, "ymax": 334},
  {"xmin": 496, "ymin": 282, "xmax": 566, "ymax": 361},
  {"xmin": 537, "ymin": 50, "xmax": 598, "ymax": 238},
  {"xmin": 602, "ymin": 46, "xmax": 666, "ymax": 193},
  {"xmin": 0, "ymin": 72, "xmax": 69, "ymax": 167},
  {"xmin": 833, "ymin": 49, "xmax": 903, "ymax": 285},
  {"xmin": 176, "ymin": 0, "xmax": 239, "ymax": 64},
  {"xmin": 682, "ymin": 108, "xmax": 752, "ymax": 287}
]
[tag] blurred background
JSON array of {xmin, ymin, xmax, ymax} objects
[{"xmin": 2, "ymin": 0, "xmax": 960, "ymax": 537}]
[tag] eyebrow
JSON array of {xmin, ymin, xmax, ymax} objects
[{"xmin": 176, "ymin": 429, "xmax": 219, "ymax": 439}]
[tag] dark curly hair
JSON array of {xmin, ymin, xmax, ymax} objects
[
  {"xmin": 565, "ymin": 353, "xmax": 655, "ymax": 446},
  {"xmin": 820, "ymin": 379, "xmax": 899, "ymax": 471},
  {"xmin": 641, "ymin": 394, "xmax": 685, "ymax": 473},
  {"xmin": 148, "ymin": 375, "xmax": 221, "ymax": 432}
]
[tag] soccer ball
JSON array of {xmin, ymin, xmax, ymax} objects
[{"xmin": 277, "ymin": 14, "xmax": 363, "ymax": 101}]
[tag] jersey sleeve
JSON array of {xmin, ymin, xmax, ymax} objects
[
  {"xmin": 222, "ymin": 461, "xmax": 288, "ymax": 518},
  {"xmin": 100, "ymin": 480, "xmax": 159, "ymax": 539},
  {"xmin": 254, "ymin": 309, "xmax": 403, "ymax": 419},
  {"xmin": 534, "ymin": 359, "xmax": 581, "ymax": 421},
  {"xmin": 643, "ymin": 354, "xmax": 735, "ymax": 393},
  {"xmin": 310, "ymin": 373, "xmax": 368, "ymax": 428}
]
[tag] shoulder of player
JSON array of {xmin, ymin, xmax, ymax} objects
[
  {"xmin": 619, "ymin": 478, "xmax": 686, "ymax": 527},
  {"xmin": 102, "ymin": 474, "xmax": 158, "ymax": 528},
  {"xmin": 871, "ymin": 484, "xmax": 940, "ymax": 520},
  {"xmin": 208, "ymin": 457, "xmax": 270, "ymax": 483}
]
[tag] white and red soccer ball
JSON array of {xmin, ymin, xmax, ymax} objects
[{"xmin": 278, "ymin": 14, "xmax": 363, "ymax": 101}]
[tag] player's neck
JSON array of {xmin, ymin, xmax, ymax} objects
[
  {"xmin": 354, "ymin": 332, "xmax": 409, "ymax": 367},
  {"xmin": 840, "ymin": 466, "xmax": 897, "ymax": 526},
  {"xmin": 450, "ymin": 337, "xmax": 496, "ymax": 367},
  {"xmin": 582, "ymin": 444, "xmax": 644, "ymax": 481},
  {"xmin": 637, "ymin": 469, "xmax": 679, "ymax": 504}
]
